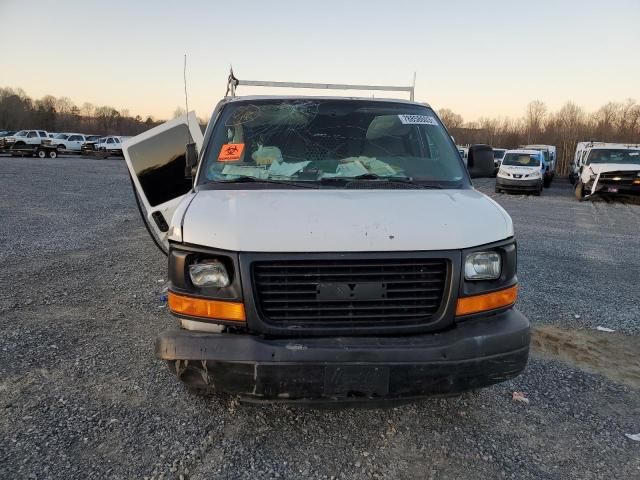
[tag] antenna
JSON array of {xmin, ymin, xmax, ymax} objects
[
  {"xmin": 411, "ymin": 72, "xmax": 416, "ymax": 101},
  {"xmin": 183, "ymin": 54, "xmax": 193, "ymax": 142}
]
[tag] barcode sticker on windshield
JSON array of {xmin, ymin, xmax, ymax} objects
[{"xmin": 398, "ymin": 114, "xmax": 438, "ymax": 125}]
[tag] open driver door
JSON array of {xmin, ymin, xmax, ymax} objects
[{"xmin": 123, "ymin": 112, "xmax": 203, "ymax": 254}]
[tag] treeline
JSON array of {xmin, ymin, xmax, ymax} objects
[
  {"xmin": 0, "ymin": 87, "xmax": 164, "ymax": 137},
  {"xmin": 2, "ymin": 87, "xmax": 639, "ymax": 176},
  {"xmin": 439, "ymin": 100, "xmax": 640, "ymax": 176}
]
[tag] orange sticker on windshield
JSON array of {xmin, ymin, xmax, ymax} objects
[{"xmin": 218, "ymin": 143, "xmax": 245, "ymax": 161}]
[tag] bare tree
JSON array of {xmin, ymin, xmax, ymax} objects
[
  {"xmin": 80, "ymin": 102, "xmax": 95, "ymax": 117},
  {"xmin": 437, "ymin": 108, "xmax": 464, "ymax": 130},
  {"xmin": 552, "ymin": 102, "xmax": 586, "ymax": 175},
  {"xmin": 173, "ymin": 106, "xmax": 186, "ymax": 119},
  {"xmin": 525, "ymin": 100, "xmax": 547, "ymax": 143}
]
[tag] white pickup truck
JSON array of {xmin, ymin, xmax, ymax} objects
[
  {"xmin": 96, "ymin": 136, "xmax": 129, "ymax": 156},
  {"xmin": 45, "ymin": 133, "xmax": 87, "ymax": 152},
  {"xmin": 573, "ymin": 142, "xmax": 640, "ymax": 199},
  {"xmin": 2, "ymin": 129, "xmax": 49, "ymax": 150},
  {"xmin": 123, "ymin": 75, "xmax": 530, "ymax": 404}
]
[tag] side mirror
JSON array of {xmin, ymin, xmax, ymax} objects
[{"xmin": 185, "ymin": 142, "xmax": 198, "ymax": 179}]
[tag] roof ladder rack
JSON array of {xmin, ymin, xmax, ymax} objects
[{"xmin": 226, "ymin": 69, "xmax": 416, "ymax": 101}]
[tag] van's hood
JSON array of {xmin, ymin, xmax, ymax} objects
[
  {"xmin": 588, "ymin": 163, "xmax": 640, "ymax": 174},
  {"xmin": 180, "ymin": 189, "xmax": 512, "ymax": 252}
]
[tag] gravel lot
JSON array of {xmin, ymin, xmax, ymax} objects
[{"xmin": 1, "ymin": 156, "xmax": 639, "ymax": 479}]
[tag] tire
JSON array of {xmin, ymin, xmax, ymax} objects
[
  {"xmin": 543, "ymin": 177, "xmax": 552, "ymax": 188},
  {"xmin": 37, "ymin": 149, "xmax": 46, "ymax": 158},
  {"xmin": 575, "ymin": 182, "xmax": 585, "ymax": 200},
  {"xmin": 48, "ymin": 150, "xmax": 57, "ymax": 159},
  {"xmin": 14, "ymin": 141, "xmax": 25, "ymax": 148},
  {"xmin": 56, "ymin": 144, "xmax": 65, "ymax": 152},
  {"xmin": 494, "ymin": 186, "xmax": 501, "ymax": 194}
]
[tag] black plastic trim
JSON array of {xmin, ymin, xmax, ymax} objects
[
  {"xmin": 156, "ymin": 308, "xmax": 529, "ymax": 401},
  {"xmin": 459, "ymin": 238, "xmax": 517, "ymax": 298},
  {"xmin": 239, "ymin": 250, "xmax": 461, "ymax": 337},
  {"xmin": 130, "ymin": 174, "xmax": 167, "ymax": 256},
  {"xmin": 168, "ymin": 245, "xmax": 243, "ymax": 302}
]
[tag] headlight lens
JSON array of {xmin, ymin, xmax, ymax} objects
[
  {"xmin": 465, "ymin": 252, "xmax": 501, "ymax": 280},
  {"xmin": 189, "ymin": 259, "xmax": 230, "ymax": 287}
]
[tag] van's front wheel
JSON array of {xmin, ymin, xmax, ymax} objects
[{"xmin": 575, "ymin": 181, "xmax": 586, "ymax": 200}]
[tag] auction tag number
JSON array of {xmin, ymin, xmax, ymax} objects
[{"xmin": 398, "ymin": 114, "xmax": 438, "ymax": 125}]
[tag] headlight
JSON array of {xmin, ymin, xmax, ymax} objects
[
  {"xmin": 498, "ymin": 170, "xmax": 510, "ymax": 178},
  {"xmin": 465, "ymin": 252, "xmax": 501, "ymax": 280},
  {"xmin": 189, "ymin": 259, "xmax": 230, "ymax": 287}
]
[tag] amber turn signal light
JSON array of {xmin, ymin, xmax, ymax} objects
[
  {"xmin": 455, "ymin": 285, "xmax": 518, "ymax": 316},
  {"xmin": 168, "ymin": 291, "xmax": 246, "ymax": 322}
]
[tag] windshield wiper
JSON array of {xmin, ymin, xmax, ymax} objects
[
  {"xmin": 319, "ymin": 174, "xmax": 443, "ymax": 189},
  {"xmin": 211, "ymin": 176, "xmax": 319, "ymax": 188}
]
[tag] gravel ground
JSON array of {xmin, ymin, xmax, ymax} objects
[
  {"xmin": 474, "ymin": 177, "xmax": 640, "ymax": 335},
  {"xmin": 0, "ymin": 156, "xmax": 639, "ymax": 479}
]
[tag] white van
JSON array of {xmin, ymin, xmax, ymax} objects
[
  {"xmin": 123, "ymin": 76, "xmax": 529, "ymax": 403},
  {"xmin": 521, "ymin": 144, "xmax": 556, "ymax": 187},
  {"xmin": 495, "ymin": 149, "xmax": 545, "ymax": 195}
]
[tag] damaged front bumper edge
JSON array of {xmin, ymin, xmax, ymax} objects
[{"xmin": 156, "ymin": 309, "xmax": 530, "ymax": 403}]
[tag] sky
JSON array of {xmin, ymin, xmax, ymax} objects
[{"xmin": 1, "ymin": 0, "xmax": 638, "ymax": 122}]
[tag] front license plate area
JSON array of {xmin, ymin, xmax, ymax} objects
[
  {"xmin": 607, "ymin": 187, "xmax": 618, "ymax": 193},
  {"xmin": 324, "ymin": 366, "xmax": 390, "ymax": 397}
]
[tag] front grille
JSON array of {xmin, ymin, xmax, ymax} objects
[
  {"xmin": 599, "ymin": 171, "xmax": 639, "ymax": 187},
  {"xmin": 253, "ymin": 258, "xmax": 448, "ymax": 326}
]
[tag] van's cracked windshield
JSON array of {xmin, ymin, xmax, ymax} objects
[{"xmin": 199, "ymin": 100, "xmax": 465, "ymax": 187}]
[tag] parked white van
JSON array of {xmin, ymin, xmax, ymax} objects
[
  {"xmin": 521, "ymin": 144, "xmax": 556, "ymax": 187},
  {"xmin": 495, "ymin": 149, "xmax": 544, "ymax": 195},
  {"xmin": 123, "ymin": 76, "xmax": 529, "ymax": 403}
]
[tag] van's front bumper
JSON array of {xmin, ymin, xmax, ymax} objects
[
  {"xmin": 496, "ymin": 177, "xmax": 542, "ymax": 191},
  {"xmin": 156, "ymin": 309, "xmax": 530, "ymax": 403}
]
